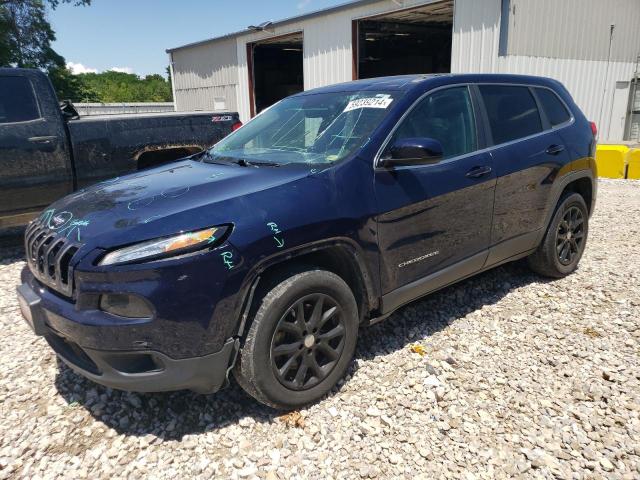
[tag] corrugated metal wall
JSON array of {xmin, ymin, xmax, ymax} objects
[
  {"xmin": 171, "ymin": 0, "xmax": 640, "ymax": 141},
  {"xmin": 234, "ymin": 0, "xmax": 440, "ymax": 123},
  {"xmin": 171, "ymin": 37, "xmax": 239, "ymax": 112},
  {"xmin": 452, "ymin": 0, "xmax": 639, "ymax": 142},
  {"xmin": 503, "ymin": 0, "xmax": 640, "ymax": 62}
]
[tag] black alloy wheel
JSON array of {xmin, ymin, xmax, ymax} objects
[
  {"xmin": 233, "ymin": 269, "xmax": 358, "ymax": 409},
  {"xmin": 527, "ymin": 191, "xmax": 589, "ymax": 278},
  {"xmin": 270, "ymin": 293, "xmax": 345, "ymax": 391},
  {"xmin": 555, "ymin": 206, "xmax": 585, "ymax": 265}
]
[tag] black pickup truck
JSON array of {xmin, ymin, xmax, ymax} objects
[{"xmin": 0, "ymin": 68, "xmax": 241, "ymax": 228}]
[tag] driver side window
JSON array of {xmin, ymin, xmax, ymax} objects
[{"xmin": 387, "ymin": 86, "xmax": 477, "ymax": 160}]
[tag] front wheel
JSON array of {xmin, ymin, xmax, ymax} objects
[
  {"xmin": 233, "ymin": 270, "xmax": 358, "ymax": 409},
  {"xmin": 528, "ymin": 192, "xmax": 589, "ymax": 278}
]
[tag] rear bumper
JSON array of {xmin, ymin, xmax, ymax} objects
[{"xmin": 16, "ymin": 281, "xmax": 238, "ymax": 394}]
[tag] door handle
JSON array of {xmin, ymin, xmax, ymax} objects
[
  {"xmin": 546, "ymin": 144, "xmax": 565, "ymax": 155},
  {"xmin": 465, "ymin": 165, "xmax": 492, "ymax": 179},
  {"xmin": 28, "ymin": 135, "xmax": 58, "ymax": 144}
]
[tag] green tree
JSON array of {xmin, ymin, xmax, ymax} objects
[
  {"xmin": 0, "ymin": 0, "xmax": 172, "ymax": 104},
  {"xmin": 74, "ymin": 70, "xmax": 172, "ymax": 103},
  {"xmin": 0, "ymin": 0, "xmax": 90, "ymax": 98}
]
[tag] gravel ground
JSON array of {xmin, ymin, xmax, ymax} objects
[{"xmin": 0, "ymin": 179, "xmax": 639, "ymax": 480}]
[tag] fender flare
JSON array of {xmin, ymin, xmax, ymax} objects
[
  {"xmin": 233, "ymin": 236, "xmax": 379, "ymax": 337},
  {"xmin": 536, "ymin": 168, "xmax": 595, "ymax": 245}
]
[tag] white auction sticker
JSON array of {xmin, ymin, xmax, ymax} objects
[{"xmin": 343, "ymin": 96, "xmax": 393, "ymax": 112}]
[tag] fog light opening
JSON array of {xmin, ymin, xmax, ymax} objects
[
  {"xmin": 99, "ymin": 293, "xmax": 153, "ymax": 319},
  {"xmin": 102, "ymin": 353, "xmax": 163, "ymax": 374}
]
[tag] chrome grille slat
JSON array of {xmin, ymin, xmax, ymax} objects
[
  {"xmin": 56, "ymin": 244, "xmax": 78, "ymax": 288},
  {"xmin": 35, "ymin": 234, "xmax": 53, "ymax": 273},
  {"xmin": 29, "ymin": 230, "xmax": 48, "ymax": 263},
  {"xmin": 25, "ymin": 218, "xmax": 81, "ymax": 298},
  {"xmin": 44, "ymin": 238, "xmax": 65, "ymax": 280}
]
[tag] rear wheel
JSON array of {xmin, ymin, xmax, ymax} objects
[
  {"xmin": 528, "ymin": 192, "xmax": 589, "ymax": 278},
  {"xmin": 233, "ymin": 270, "xmax": 358, "ymax": 409}
]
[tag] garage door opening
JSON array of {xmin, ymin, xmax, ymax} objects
[
  {"xmin": 248, "ymin": 32, "xmax": 303, "ymax": 116},
  {"xmin": 354, "ymin": 1, "xmax": 453, "ymax": 79}
]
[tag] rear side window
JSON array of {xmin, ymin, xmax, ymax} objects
[
  {"xmin": 388, "ymin": 86, "xmax": 477, "ymax": 160},
  {"xmin": 479, "ymin": 85, "xmax": 542, "ymax": 145},
  {"xmin": 535, "ymin": 87, "xmax": 571, "ymax": 126},
  {"xmin": 0, "ymin": 76, "xmax": 40, "ymax": 124}
]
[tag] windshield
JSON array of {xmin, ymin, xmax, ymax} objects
[{"xmin": 208, "ymin": 91, "xmax": 400, "ymax": 165}]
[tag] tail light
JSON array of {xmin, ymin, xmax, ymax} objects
[
  {"xmin": 231, "ymin": 121, "xmax": 243, "ymax": 132},
  {"xmin": 590, "ymin": 121, "xmax": 598, "ymax": 137}
]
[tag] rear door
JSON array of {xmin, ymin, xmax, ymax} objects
[
  {"xmin": 0, "ymin": 72, "xmax": 72, "ymax": 223},
  {"xmin": 374, "ymin": 85, "xmax": 496, "ymax": 297},
  {"xmin": 477, "ymin": 84, "xmax": 571, "ymax": 263}
]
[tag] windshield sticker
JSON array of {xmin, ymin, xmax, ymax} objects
[
  {"xmin": 343, "ymin": 95, "xmax": 393, "ymax": 113},
  {"xmin": 267, "ymin": 222, "xmax": 285, "ymax": 248}
]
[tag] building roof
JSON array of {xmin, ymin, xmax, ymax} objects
[{"xmin": 166, "ymin": 0, "xmax": 385, "ymax": 53}]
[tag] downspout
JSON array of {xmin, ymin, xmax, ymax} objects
[
  {"xmin": 597, "ymin": 24, "xmax": 615, "ymax": 138},
  {"xmin": 625, "ymin": 55, "xmax": 639, "ymax": 141}
]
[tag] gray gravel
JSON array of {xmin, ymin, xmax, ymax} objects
[{"xmin": 1, "ymin": 179, "xmax": 639, "ymax": 480}]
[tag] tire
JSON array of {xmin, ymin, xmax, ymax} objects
[
  {"xmin": 528, "ymin": 192, "xmax": 589, "ymax": 278},
  {"xmin": 233, "ymin": 269, "xmax": 358, "ymax": 410}
]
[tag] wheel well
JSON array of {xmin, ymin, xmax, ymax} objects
[
  {"xmin": 136, "ymin": 146, "xmax": 203, "ymax": 170},
  {"xmin": 561, "ymin": 177, "xmax": 593, "ymax": 213},
  {"xmin": 251, "ymin": 247, "xmax": 371, "ymax": 325}
]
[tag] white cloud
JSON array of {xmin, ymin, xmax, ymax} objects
[
  {"xmin": 66, "ymin": 62, "xmax": 97, "ymax": 74},
  {"xmin": 109, "ymin": 67, "xmax": 134, "ymax": 74},
  {"xmin": 297, "ymin": 0, "xmax": 311, "ymax": 10},
  {"xmin": 66, "ymin": 62, "xmax": 135, "ymax": 75}
]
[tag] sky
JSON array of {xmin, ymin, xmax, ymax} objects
[{"xmin": 48, "ymin": 0, "xmax": 348, "ymax": 77}]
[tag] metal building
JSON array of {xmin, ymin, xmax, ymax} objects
[{"xmin": 166, "ymin": 0, "xmax": 640, "ymax": 143}]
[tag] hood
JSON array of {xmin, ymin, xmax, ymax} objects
[{"xmin": 41, "ymin": 159, "xmax": 313, "ymax": 248}]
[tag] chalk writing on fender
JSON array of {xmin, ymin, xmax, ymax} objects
[
  {"xmin": 267, "ymin": 222, "xmax": 285, "ymax": 248},
  {"xmin": 220, "ymin": 251, "xmax": 234, "ymax": 270}
]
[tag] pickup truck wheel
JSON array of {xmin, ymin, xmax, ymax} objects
[
  {"xmin": 528, "ymin": 192, "xmax": 589, "ymax": 278},
  {"xmin": 233, "ymin": 270, "xmax": 358, "ymax": 410}
]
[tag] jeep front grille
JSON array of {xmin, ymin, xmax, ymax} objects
[{"xmin": 25, "ymin": 220, "xmax": 80, "ymax": 298}]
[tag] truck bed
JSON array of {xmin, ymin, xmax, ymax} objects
[{"xmin": 67, "ymin": 110, "xmax": 239, "ymax": 188}]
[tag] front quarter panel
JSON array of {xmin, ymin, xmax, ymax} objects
[{"xmin": 211, "ymin": 158, "xmax": 381, "ymax": 340}]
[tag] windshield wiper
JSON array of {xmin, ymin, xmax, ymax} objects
[
  {"xmin": 234, "ymin": 158, "xmax": 280, "ymax": 167},
  {"xmin": 198, "ymin": 150, "xmax": 237, "ymax": 166},
  {"xmin": 199, "ymin": 150, "xmax": 280, "ymax": 167}
]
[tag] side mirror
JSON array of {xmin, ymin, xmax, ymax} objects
[
  {"xmin": 59, "ymin": 100, "xmax": 79, "ymax": 120},
  {"xmin": 381, "ymin": 137, "xmax": 444, "ymax": 167}
]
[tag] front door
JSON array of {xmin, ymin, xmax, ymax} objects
[{"xmin": 374, "ymin": 86, "xmax": 496, "ymax": 299}]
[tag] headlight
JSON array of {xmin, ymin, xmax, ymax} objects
[{"xmin": 99, "ymin": 226, "xmax": 222, "ymax": 266}]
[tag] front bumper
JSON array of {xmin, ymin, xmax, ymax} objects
[{"xmin": 16, "ymin": 281, "xmax": 238, "ymax": 394}]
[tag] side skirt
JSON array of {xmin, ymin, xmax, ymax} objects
[
  {"xmin": 372, "ymin": 231, "xmax": 541, "ymax": 323},
  {"xmin": 379, "ymin": 251, "xmax": 488, "ymax": 316}
]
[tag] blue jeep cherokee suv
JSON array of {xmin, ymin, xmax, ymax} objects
[{"xmin": 17, "ymin": 74, "xmax": 597, "ymax": 409}]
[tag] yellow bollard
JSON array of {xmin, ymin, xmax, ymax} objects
[
  {"xmin": 595, "ymin": 145, "xmax": 629, "ymax": 179},
  {"xmin": 627, "ymin": 148, "xmax": 640, "ymax": 179}
]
